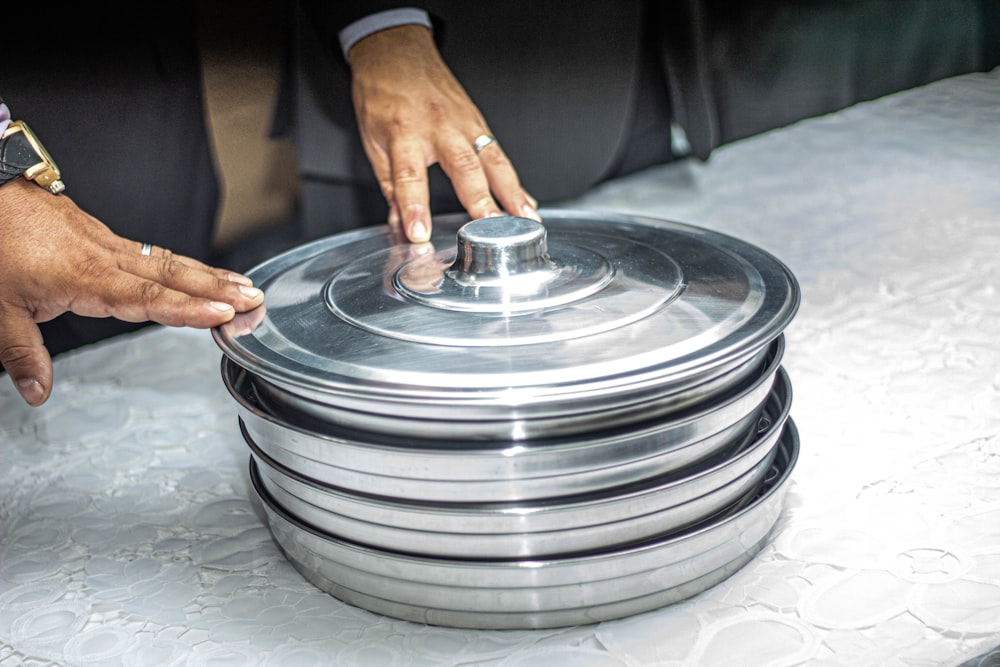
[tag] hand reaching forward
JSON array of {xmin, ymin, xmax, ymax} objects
[
  {"xmin": 347, "ymin": 23, "xmax": 540, "ymax": 242},
  {"xmin": 0, "ymin": 179, "xmax": 264, "ymax": 406}
]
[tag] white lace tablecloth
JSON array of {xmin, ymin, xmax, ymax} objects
[{"xmin": 3, "ymin": 68, "xmax": 1000, "ymax": 666}]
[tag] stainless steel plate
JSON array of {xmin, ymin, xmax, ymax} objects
[
  {"xmin": 250, "ymin": 418, "xmax": 799, "ymax": 629},
  {"xmin": 226, "ymin": 339, "xmax": 784, "ymax": 502},
  {"xmin": 248, "ymin": 367, "xmax": 789, "ymax": 558},
  {"xmin": 249, "ymin": 340, "xmax": 770, "ymax": 441}
]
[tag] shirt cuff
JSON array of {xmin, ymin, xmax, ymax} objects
[
  {"xmin": 338, "ymin": 8, "xmax": 433, "ymax": 61},
  {"xmin": 0, "ymin": 101, "xmax": 11, "ymax": 136}
]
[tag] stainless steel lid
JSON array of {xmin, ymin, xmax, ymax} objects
[{"xmin": 213, "ymin": 210, "xmax": 799, "ymax": 433}]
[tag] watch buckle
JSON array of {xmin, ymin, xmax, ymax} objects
[{"xmin": 24, "ymin": 163, "xmax": 65, "ymax": 194}]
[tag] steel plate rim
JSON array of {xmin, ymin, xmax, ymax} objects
[
  {"xmin": 222, "ymin": 340, "xmax": 784, "ymax": 465},
  {"xmin": 213, "ymin": 209, "xmax": 800, "ymax": 412},
  {"xmin": 246, "ymin": 379, "xmax": 789, "ymax": 525},
  {"xmin": 251, "ymin": 418, "xmax": 799, "ymax": 574}
]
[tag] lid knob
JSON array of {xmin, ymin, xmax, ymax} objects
[
  {"xmin": 393, "ymin": 214, "xmax": 615, "ymax": 314},
  {"xmin": 446, "ymin": 216, "xmax": 555, "ymax": 287}
]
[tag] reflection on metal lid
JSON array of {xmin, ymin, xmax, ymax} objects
[{"xmin": 213, "ymin": 209, "xmax": 799, "ymax": 433}]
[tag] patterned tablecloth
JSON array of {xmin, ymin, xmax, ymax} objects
[{"xmin": 3, "ymin": 68, "xmax": 1000, "ymax": 667}]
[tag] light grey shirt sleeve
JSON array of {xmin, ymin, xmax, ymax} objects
[
  {"xmin": 338, "ymin": 7, "xmax": 433, "ymax": 61},
  {"xmin": 0, "ymin": 100, "xmax": 11, "ymax": 136}
]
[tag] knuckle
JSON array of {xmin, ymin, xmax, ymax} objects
[
  {"xmin": 0, "ymin": 343, "xmax": 31, "ymax": 370},
  {"xmin": 480, "ymin": 148, "xmax": 513, "ymax": 169},
  {"xmin": 394, "ymin": 163, "xmax": 425, "ymax": 185},
  {"xmin": 137, "ymin": 280, "xmax": 168, "ymax": 304},
  {"xmin": 401, "ymin": 202, "xmax": 426, "ymax": 218},
  {"xmin": 158, "ymin": 255, "xmax": 184, "ymax": 282},
  {"xmin": 473, "ymin": 196, "xmax": 499, "ymax": 214},
  {"xmin": 78, "ymin": 254, "xmax": 115, "ymax": 282},
  {"xmin": 444, "ymin": 146, "xmax": 480, "ymax": 173},
  {"xmin": 386, "ymin": 112, "xmax": 417, "ymax": 134}
]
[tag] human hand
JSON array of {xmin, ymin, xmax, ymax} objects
[
  {"xmin": 0, "ymin": 179, "xmax": 264, "ymax": 406},
  {"xmin": 347, "ymin": 23, "xmax": 540, "ymax": 243}
]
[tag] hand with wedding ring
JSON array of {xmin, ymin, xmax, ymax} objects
[
  {"xmin": 0, "ymin": 179, "xmax": 264, "ymax": 406},
  {"xmin": 347, "ymin": 23, "xmax": 540, "ymax": 243}
]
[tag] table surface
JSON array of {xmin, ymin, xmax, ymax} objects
[{"xmin": 3, "ymin": 67, "xmax": 1000, "ymax": 667}]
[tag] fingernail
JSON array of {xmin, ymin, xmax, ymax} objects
[
  {"xmin": 227, "ymin": 273, "xmax": 253, "ymax": 286},
  {"xmin": 521, "ymin": 203, "xmax": 541, "ymax": 221},
  {"xmin": 239, "ymin": 285, "xmax": 263, "ymax": 299},
  {"xmin": 16, "ymin": 377, "xmax": 45, "ymax": 406},
  {"xmin": 409, "ymin": 221, "xmax": 429, "ymax": 242},
  {"xmin": 210, "ymin": 301, "xmax": 235, "ymax": 312},
  {"xmin": 484, "ymin": 210, "xmax": 502, "ymax": 219}
]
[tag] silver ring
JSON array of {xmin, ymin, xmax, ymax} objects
[
  {"xmin": 140, "ymin": 243, "xmax": 153, "ymax": 256},
  {"xmin": 472, "ymin": 134, "xmax": 496, "ymax": 154}
]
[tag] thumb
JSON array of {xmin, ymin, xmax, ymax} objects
[{"xmin": 0, "ymin": 307, "xmax": 53, "ymax": 407}]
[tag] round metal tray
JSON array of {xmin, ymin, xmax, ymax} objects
[
  {"xmin": 248, "ymin": 343, "xmax": 770, "ymax": 441},
  {"xmin": 249, "ymin": 418, "xmax": 799, "ymax": 629},
  {"xmin": 215, "ymin": 210, "xmax": 799, "ymax": 439},
  {"xmin": 248, "ymin": 366, "xmax": 789, "ymax": 559},
  {"xmin": 226, "ymin": 338, "xmax": 784, "ymax": 502}
]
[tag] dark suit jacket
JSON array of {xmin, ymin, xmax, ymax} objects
[
  {"xmin": 290, "ymin": 0, "xmax": 652, "ymax": 233},
  {"xmin": 286, "ymin": 0, "xmax": 991, "ymax": 238},
  {"xmin": 1, "ymin": 0, "xmax": 991, "ymax": 358},
  {"xmin": 1, "ymin": 3, "xmax": 219, "ymax": 356}
]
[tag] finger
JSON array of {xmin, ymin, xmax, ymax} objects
[
  {"xmin": 388, "ymin": 141, "xmax": 434, "ymax": 243},
  {"xmin": 0, "ymin": 306, "xmax": 53, "ymax": 406},
  {"xmin": 64, "ymin": 259, "xmax": 251, "ymax": 327},
  {"xmin": 76, "ymin": 275, "xmax": 242, "ymax": 328},
  {"xmin": 476, "ymin": 141, "xmax": 541, "ymax": 222},
  {"xmin": 122, "ymin": 250, "xmax": 264, "ymax": 312},
  {"xmin": 131, "ymin": 241, "xmax": 256, "ymax": 286},
  {"xmin": 387, "ymin": 200, "xmax": 401, "ymax": 227},
  {"xmin": 437, "ymin": 138, "xmax": 502, "ymax": 222},
  {"xmin": 357, "ymin": 133, "xmax": 403, "ymax": 229}
]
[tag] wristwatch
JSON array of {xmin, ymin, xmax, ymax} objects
[{"xmin": 0, "ymin": 120, "xmax": 65, "ymax": 194}]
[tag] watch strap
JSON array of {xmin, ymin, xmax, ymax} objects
[
  {"xmin": 0, "ymin": 121, "xmax": 65, "ymax": 193},
  {"xmin": 0, "ymin": 127, "xmax": 38, "ymax": 184}
]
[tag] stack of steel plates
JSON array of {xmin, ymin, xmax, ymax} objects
[{"xmin": 214, "ymin": 210, "xmax": 801, "ymax": 629}]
